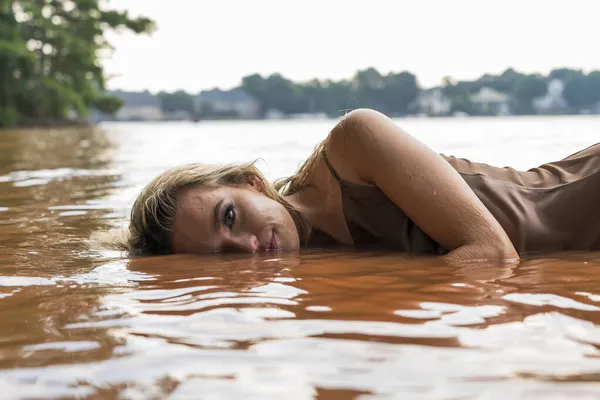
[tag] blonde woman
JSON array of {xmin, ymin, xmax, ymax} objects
[{"xmin": 121, "ymin": 109, "xmax": 600, "ymax": 263}]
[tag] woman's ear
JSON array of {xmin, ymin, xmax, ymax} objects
[{"xmin": 246, "ymin": 174, "xmax": 265, "ymax": 193}]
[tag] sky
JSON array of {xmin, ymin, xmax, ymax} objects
[{"xmin": 102, "ymin": 0, "xmax": 600, "ymax": 93}]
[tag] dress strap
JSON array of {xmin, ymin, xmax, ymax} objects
[{"xmin": 321, "ymin": 149, "xmax": 343, "ymax": 183}]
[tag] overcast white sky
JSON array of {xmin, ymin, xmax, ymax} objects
[{"xmin": 102, "ymin": 0, "xmax": 600, "ymax": 93}]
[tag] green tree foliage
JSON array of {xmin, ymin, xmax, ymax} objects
[
  {"xmin": 239, "ymin": 68, "xmax": 419, "ymax": 118},
  {"xmin": 0, "ymin": 0, "xmax": 35, "ymax": 125},
  {"xmin": 511, "ymin": 74, "xmax": 547, "ymax": 114},
  {"xmin": 0, "ymin": 0, "xmax": 154, "ymax": 127},
  {"xmin": 559, "ymin": 70, "xmax": 600, "ymax": 111},
  {"xmin": 240, "ymin": 73, "xmax": 300, "ymax": 116},
  {"xmin": 442, "ymin": 80, "xmax": 475, "ymax": 115}
]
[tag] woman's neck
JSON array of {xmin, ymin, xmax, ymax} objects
[{"xmin": 285, "ymin": 186, "xmax": 324, "ymax": 231}]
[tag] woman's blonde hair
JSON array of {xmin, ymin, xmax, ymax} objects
[{"xmin": 106, "ymin": 138, "xmax": 329, "ymax": 256}]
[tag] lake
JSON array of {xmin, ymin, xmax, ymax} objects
[{"xmin": 1, "ymin": 116, "xmax": 600, "ymax": 399}]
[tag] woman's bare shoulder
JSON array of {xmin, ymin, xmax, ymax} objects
[{"xmin": 321, "ymin": 109, "xmax": 386, "ymax": 186}]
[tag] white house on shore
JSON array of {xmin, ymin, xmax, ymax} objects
[
  {"xmin": 194, "ymin": 88, "xmax": 260, "ymax": 119},
  {"xmin": 112, "ymin": 90, "xmax": 164, "ymax": 121},
  {"xmin": 469, "ymin": 87, "xmax": 511, "ymax": 116},
  {"xmin": 416, "ymin": 88, "xmax": 452, "ymax": 116},
  {"xmin": 533, "ymin": 79, "xmax": 568, "ymax": 113}
]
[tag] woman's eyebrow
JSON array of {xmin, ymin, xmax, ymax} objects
[{"xmin": 213, "ymin": 198, "xmax": 224, "ymax": 232}]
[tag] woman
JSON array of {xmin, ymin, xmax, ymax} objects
[{"xmin": 121, "ymin": 108, "xmax": 600, "ymax": 263}]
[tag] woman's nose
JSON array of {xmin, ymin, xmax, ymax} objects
[{"xmin": 225, "ymin": 233, "xmax": 259, "ymax": 252}]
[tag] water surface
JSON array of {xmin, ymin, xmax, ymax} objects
[{"xmin": 1, "ymin": 116, "xmax": 600, "ymax": 399}]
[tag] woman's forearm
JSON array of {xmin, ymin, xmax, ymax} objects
[{"xmin": 443, "ymin": 239, "xmax": 519, "ymax": 264}]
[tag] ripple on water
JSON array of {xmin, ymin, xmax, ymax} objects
[
  {"xmin": 395, "ymin": 303, "xmax": 506, "ymax": 325},
  {"xmin": 0, "ymin": 260, "xmax": 153, "ymax": 289},
  {"xmin": 0, "ymin": 168, "xmax": 119, "ymax": 187},
  {"xmin": 503, "ymin": 293, "xmax": 600, "ymax": 311}
]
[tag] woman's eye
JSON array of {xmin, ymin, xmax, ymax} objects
[{"xmin": 223, "ymin": 204, "xmax": 236, "ymax": 229}]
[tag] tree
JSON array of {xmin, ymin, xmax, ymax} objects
[
  {"xmin": 241, "ymin": 73, "xmax": 268, "ymax": 115},
  {"xmin": 548, "ymin": 68, "xmax": 582, "ymax": 82},
  {"xmin": 263, "ymin": 73, "xmax": 298, "ymax": 114},
  {"xmin": 442, "ymin": 80, "xmax": 475, "ymax": 115},
  {"xmin": 241, "ymin": 73, "xmax": 301, "ymax": 115},
  {"xmin": 0, "ymin": 0, "xmax": 155, "ymax": 127},
  {"xmin": 352, "ymin": 67, "xmax": 384, "ymax": 110},
  {"xmin": 512, "ymin": 74, "xmax": 547, "ymax": 114},
  {"xmin": 587, "ymin": 71, "xmax": 600, "ymax": 107},
  {"xmin": 563, "ymin": 71, "xmax": 600, "ymax": 110},
  {"xmin": 0, "ymin": 0, "xmax": 35, "ymax": 126},
  {"xmin": 381, "ymin": 71, "xmax": 419, "ymax": 115}
]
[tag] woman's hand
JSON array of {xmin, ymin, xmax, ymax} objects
[{"xmin": 325, "ymin": 108, "xmax": 520, "ymax": 264}]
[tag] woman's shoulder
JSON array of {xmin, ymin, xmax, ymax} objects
[
  {"xmin": 321, "ymin": 110, "xmax": 381, "ymax": 187},
  {"xmin": 323, "ymin": 108, "xmax": 408, "ymax": 186}
]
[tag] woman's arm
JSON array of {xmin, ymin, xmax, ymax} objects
[{"xmin": 325, "ymin": 108, "xmax": 519, "ymax": 264}]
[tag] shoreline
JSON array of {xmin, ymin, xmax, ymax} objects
[
  {"xmin": 0, "ymin": 118, "xmax": 92, "ymax": 130},
  {"xmin": 15, "ymin": 118, "xmax": 91, "ymax": 129},
  {"xmin": 3, "ymin": 112, "xmax": 599, "ymax": 129}
]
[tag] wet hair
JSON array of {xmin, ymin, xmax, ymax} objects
[{"xmin": 102, "ymin": 138, "xmax": 328, "ymax": 256}]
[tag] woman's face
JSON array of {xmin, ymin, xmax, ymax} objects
[{"xmin": 171, "ymin": 179, "xmax": 300, "ymax": 254}]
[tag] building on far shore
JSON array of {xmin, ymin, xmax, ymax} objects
[
  {"xmin": 469, "ymin": 87, "xmax": 511, "ymax": 116},
  {"xmin": 112, "ymin": 90, "xmax": 164, "ymax": 121},
  {"xmin": 415, "ymin": 88, "xmax": 452, "ymax": 116},
  {"xmin": 264, "ymin": 108, "xmax": 285, "ymax": 120},
  {"xmin": 533, "ymin": 79, "xmax": 568, "ymax": 114},
  {"xmin": 194, "ymin": 88, "xmax": 260, "ymax": 119},
  {"xmin": 87, "ymin": 90, "xmax": 164, "ymax": 123},
  {"xmin": 162, "ymin": 110, "xmax": 192, "ymax": 121}
]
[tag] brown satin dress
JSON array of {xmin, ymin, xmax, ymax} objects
[{"xmin": 309, "ymin": 142, "xmax": 600, "ymax": 255}]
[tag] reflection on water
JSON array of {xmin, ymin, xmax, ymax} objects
[
  {"xmin": 0, "ymin": 127, "xmax": 120, "ymax": 278},
  {"xmin": 1, "ymin": 117, "xmax": 600, "ymax": 399}
]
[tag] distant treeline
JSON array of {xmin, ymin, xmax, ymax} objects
[{"xmin": 157, "ymin": 67, "xmax": 600, "ymax": 118}]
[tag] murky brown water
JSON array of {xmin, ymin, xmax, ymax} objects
[{"xmin": 1, "ymin": 118, "xmax": 600, "ymax": 399}]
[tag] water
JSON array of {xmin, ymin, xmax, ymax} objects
[{"xmin": 1, "ymin": 116, "xmax": 600, "ymax": 399}]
